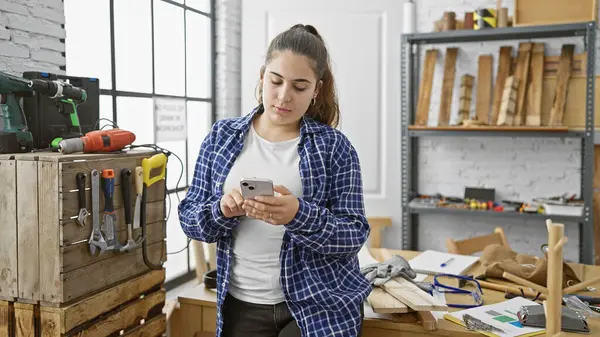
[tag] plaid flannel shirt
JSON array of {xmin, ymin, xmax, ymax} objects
[{"xmin": 178, "ymin": 106, "xmax": 372, "ymax": 336}]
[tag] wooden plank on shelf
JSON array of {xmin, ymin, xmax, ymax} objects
[
  {"xmin": 540, "ymin": 74, "xmax": 600, "ymax": 128},
  {"xmin": 0, "ymin": 160, "xmax": 18, "ymax": 300},
  {"xmin": 549, "ymin": 44, "xmax": 575, "ymax": 126},
  {"xmin": 544, "ymin": 53, "xmax": 586, "ymax": 77},
  {"xmin": 458, "ymin": 75, "xmax": 475, "ymax": 124},
  {"xmin": 526, "ymin": 43, "xmax": 545, "ymax": 126},
  {"xmin": 513, "ymin": 42, "xmax": 532, "ymax": 126},
  {"xmin": 381, "ymin": 278, "xmax": 447, "ymax": 312},
  {"xmin": 475, "ymin": 54, "xmax": 493, "ymax": 124},
  {"xmin": 497, "ymin": 76, "xmax": 519, "ymax": 126},
  {"xmin": 367, "ymin": 287, "xmax": 411, "ymax": 314},
  {"xmin": 415, "ymin": 49, "xmax": 438, "ymax": 126},
  {"xmin": 438, "ymin": 47, "xmax": 458, "ymax": 126},
  {"xmin": 491, "ymin": 46, "xmax": 512, "ymax": 125},
  {"xmin": 408, "ymin": 125, "xmax": 570, "ymax": 132}
]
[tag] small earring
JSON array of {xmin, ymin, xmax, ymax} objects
[{"xmin": 311, "ymin": 97, "xmax": 316, "ymax": 105}]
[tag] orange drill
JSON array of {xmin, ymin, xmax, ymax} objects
[{"xmin": 57, "ymin": 129, "xmax": 136, "ymax": 154}]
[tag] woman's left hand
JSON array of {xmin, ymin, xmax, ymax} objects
[{"xmin": 242, "ymin": 185, "xmax": 299, "ymax": 225}]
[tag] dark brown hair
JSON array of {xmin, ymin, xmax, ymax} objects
[{"xmin": 257, "ymin": 24, "xmax": 340, "ymax": 128}]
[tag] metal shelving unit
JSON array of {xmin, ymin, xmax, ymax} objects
[{"xmin": 400, "ymin": 22, "xmax": 596, "ymax": 264}]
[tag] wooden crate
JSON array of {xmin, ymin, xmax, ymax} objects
[
  {"xmin": 13, "ymin": 270, "xmax": 166, "ymax": 337},
  {"xmin": 514, "ymin": 0, "xmax": 598, "ymax": 26},
  {"xmin": 9, "ymin": 150, "xmax": 167, "ymax": 305},
  {"xmin": 0, "ymin": 157, "xmax": 17, "ymax": 301}
]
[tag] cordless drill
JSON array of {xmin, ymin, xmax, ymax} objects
[
  {"xmin": 0, "ymin": 70, "xmax": 88, "ymax": 153},
  {"xmin": 0, "ymin": 71, "xmax": 35, "ymax": 153},
  {"xmin": 57, "ymin": 129, "xmax": 136, "ymax": 154}
]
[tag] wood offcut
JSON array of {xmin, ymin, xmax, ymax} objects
[
  {"xmin": 415, "ymin": 49, "xmax": 438, "ymax": 125},
  {"xmin": 491, "ymin": 46, "xmax": 512, "ymax": 125},
  {"xmin": 475, "ymin": 54, "xmax": 493, "ymax": 124},
  {"xmin": 458, "ymin": 74, "xmax": 475, "ymax": 124},
  {"xmin": 438, "ymin": 48, "xmax": 458, "ymax": 126},
  {"xmin": 549, "ymin": 44, "xmax": 575, "ymax": 126},
  {"xmin": 526, "ymin": 43, "xmax": 545, "ymax": 126},
  {"xmin": 513, "ymin": 42, "xmax": 532, "ymax": 126},
  {"xmin": 497, "ymin": 76, "xmax": 519, "ymax": 126}
]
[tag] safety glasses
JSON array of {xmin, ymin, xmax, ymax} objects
[{"xmin": 432, "ymin": 274, "xmax": 484, "ymax": 308}]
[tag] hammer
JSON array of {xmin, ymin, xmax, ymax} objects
[
  {"xmin": 119, "ymin": 168, "xmax": 143, "ymax": 252},
  {"xmin": 458, "ymin": 275, "xmax": 548, "ymax": 301}
]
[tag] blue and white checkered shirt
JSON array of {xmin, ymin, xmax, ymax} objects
[{"xmin": 178, "ymin": 106, "xmax": 372, "ymax": 336}]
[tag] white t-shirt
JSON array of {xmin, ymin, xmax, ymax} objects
[{"xmin": 224, "ymin": 124, "xmax": 303, "ymax": 305}]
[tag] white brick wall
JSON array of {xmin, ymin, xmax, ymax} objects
[
  {"xmin": 0, "ymin": 0, "xmax": 65, "ymax": 76},
  {"xmin": 415, "ymin": 0, "xmax": 589, "ymax": 262},
  {"xmin": 215, "ymin": 0, "xmax": 241, "ymax": 120}
]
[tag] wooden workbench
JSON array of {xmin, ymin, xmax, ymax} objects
[{"xmin": 174, "ymin": 249, "xmax": 600, "ymax": 337}]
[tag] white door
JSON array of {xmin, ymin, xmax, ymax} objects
[{"xmin": 241, "ymin": 0, "xmax": 404, "ymax": 248}]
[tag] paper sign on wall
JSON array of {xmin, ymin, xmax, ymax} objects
[{"xmin": 154, "ymin": 97, "xmax": 187, "ymax": 142}]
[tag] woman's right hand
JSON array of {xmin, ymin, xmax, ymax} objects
[{"xmin": 220, "ymin": 188, "xmax": 246, "ymax": 218}]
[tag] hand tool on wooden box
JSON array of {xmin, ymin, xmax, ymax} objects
[
  {"xmin": 76, "ymin": 172, "xmax": 90, "ymax": 227},
  {"xmin": 57, "ymin": 128, "xmax": 136, "ymax": 154},
  {"xmin": 119, "ymin": 168, "xmax": 144, "ymax": 252},
  {"xmin": 133, "ymin": 166, "xmax": 143, "ymax": 230},
  {"xmin": 101, "ymin": 169, "xmax": 123, "ymax": 251},
  {"xmin": 89, "ymin": 169, "xmax": 108, "ymax": 255},
  {"xmin": 140, "ymin": 153, "xmax": 168, "ymax": 270}
]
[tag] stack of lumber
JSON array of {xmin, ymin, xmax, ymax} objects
[
  {"xmin": 359, "ymin": 247, "xmax": 447, "ymax": 331},
  {"xmin": 0, "ymin": 151, "xmax": 167, "ymax": 337},
  {"xmin": 414, "ymin": 43, "xmax": 595, "ymax": 129}
]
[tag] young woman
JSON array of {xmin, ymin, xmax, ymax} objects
[{"xmin": 178, "ymin": 24, "xmax": 371, "ymax": 337}]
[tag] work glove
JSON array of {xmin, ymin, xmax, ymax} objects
[{"xmin": 360, "ymin": 255, "xmax": 432, "ymax": 292}]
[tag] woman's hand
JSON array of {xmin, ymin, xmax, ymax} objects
[
  {"xmin": 219, "ymin": 188, "xmax": 246, "ymax": 218},
  {"xmin": 242, "ymin": 185, "xmax": 300, "ymax": 225}
]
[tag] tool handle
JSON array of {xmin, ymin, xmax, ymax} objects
[
  {"xmin": 102, "ymin": 169, "xmax": 115, "ymax": 213},
  {"xmin": 142, "ymin": 153, "xmax": 167, "ymax": 187},
  {"xmin": 135, "ymin": 166, "xmax": 143, "ymax": 195},
  {"xmin": 121, "ymin": 168, "xmax": 133, "ymax": 225},
  {"xmin": 76, "ymin": 173, "xmax": 86, "ymax": 207}
]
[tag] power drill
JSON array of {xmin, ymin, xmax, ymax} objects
[
  {"xmin": 57, "ymin": 129, "xmax": 136, "ymax": 154},
  {"xmin": 0, "ymin": 71, "xmax": 35, "ymax": 153},
  {"xmin": 0, "ymin": 71, "xmax": 87, "ymax": 153}
]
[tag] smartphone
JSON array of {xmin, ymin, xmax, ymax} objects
[{"xmin": 240, "ymin": 177, "xmax": 274, "ymax": 199}]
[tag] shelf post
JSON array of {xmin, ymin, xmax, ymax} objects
[
  {"xmin": 581, "ymin": 21, "xmax": 596, "ymax": 265},
  {"xmin": 401, "ymin": 33, "xmax": 412, "ymax": 250}
]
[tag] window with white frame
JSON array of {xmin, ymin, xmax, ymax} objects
[{"xmin": 64, "ymin": 0, "xmax": 214, "ymax": 282}]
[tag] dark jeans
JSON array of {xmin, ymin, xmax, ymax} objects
[{"xmin": 221, "ymin": 293, "xmax": 363, "ymax": 337}]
